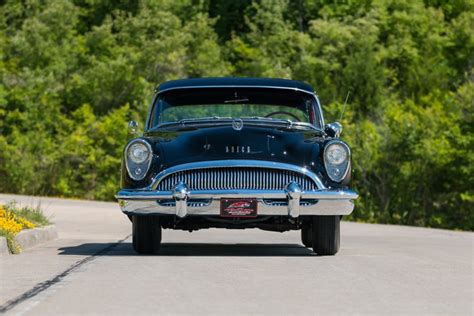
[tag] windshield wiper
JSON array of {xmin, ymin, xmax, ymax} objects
[
  {"xmin": 178, "ymin": 116, "xmax": 232, "ymax": 124},
  {"xmin": 240, "ymin": 116, "xmax": 294, "ymax": 126},
  {"xmin": 241, "ymin": 116, "xmax": 286, "ymax": 121},
  {"xmin": 149, "ymin": 117, "xmax": 233, "ymax": 131},
  {"xmin": 241, "ymin": 117, "xmax": 322, "ymax": 132}
]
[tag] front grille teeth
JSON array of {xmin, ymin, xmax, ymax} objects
[
  {"xmin": 158, "ymin": 199, "xmax": 212, "ymax": 207},
  {"xmin": 156, "ymin": 167, "xmax": 317, "ymax": 191}
]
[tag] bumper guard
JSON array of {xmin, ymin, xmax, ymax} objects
[{"xmin": 116, "ymin": 182, "xmax": 358, "ymax": 218}]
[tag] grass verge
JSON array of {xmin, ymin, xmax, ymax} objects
[{"xmin": 0, "ymin": 202, "xmax": 50, "ymax": 254}]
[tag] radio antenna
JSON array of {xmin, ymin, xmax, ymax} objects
[{"xmin": 339, "ymin": 90, "xmax": 351, "ymax": 122}]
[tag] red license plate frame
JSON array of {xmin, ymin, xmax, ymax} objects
[{"xmin": 220, "ymin": 198, "xmax": 258, "ymax": 218}]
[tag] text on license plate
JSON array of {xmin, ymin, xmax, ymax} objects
[{"xmin": 220, "ymin": 198, "xmax": 257, "ymax": 217}]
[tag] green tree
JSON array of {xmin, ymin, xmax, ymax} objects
[{"xmin": 0, "ymin": 0, "xmax": 472, "ymax": 229}]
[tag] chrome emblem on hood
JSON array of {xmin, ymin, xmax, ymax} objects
[
  {"xmin": 226, "ymin": 146, "xmax": 251, "ymax": 153},
  {"xmin": 232, "ymin": 118, "xmax": 244, "ymax": 131}
]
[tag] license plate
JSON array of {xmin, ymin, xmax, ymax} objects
[{"xmin": 220, "ymin": 198, "xmax": 257, "ymax": 218}]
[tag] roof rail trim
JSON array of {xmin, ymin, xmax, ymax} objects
[{"xmin": 156, "ymin": 85, "xmax": 316, "ymax": 96}]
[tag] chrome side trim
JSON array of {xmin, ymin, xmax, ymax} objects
[{"xmin": 147, "ymin": 160, "xmax": 326, "ymax": 191}]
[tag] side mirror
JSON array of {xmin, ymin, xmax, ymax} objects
[
  {"xmin": 324, "ymin": 122, "xmax": 343, "ymax": 138},
  {"xmin": 128, "ymin": 121, "xmax": 139, "ymax": 134}
]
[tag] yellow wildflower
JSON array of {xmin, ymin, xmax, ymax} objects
[
  {"xmin": 0, "ymin": 204, "xmax": 36, "ymax": 235},
  {"xmin": 0, "ymin": 217, "xmax": 23, "ymax": 234},
  {"xmin": 17, "ymin": 217, "xmax": 36, "ymax": 229}
]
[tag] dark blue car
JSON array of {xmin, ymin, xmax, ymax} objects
[{"xmin": 116, "ymin": 78, "xmax": 358, "ymax": 255}]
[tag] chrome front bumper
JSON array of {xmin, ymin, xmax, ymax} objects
[{"xmin": 116, "ymin": 182, "xmax": 358, "ymax": 218}]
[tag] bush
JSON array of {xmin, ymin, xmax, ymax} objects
[
  {"xmin": 0, "ymin": 202, "xmax": 50, "ymax": 253},
  {"xmin": 0, "ymin": 0, "xmax": 472, "ymax": 230}
]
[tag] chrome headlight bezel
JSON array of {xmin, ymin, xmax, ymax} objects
[
  {"xmin": 323, "ymin": 140, "xmax": 351, "ymax": 183},
  {"xmin": 125, "ymin": 139, "xmax": 153, "ymax": 181}
]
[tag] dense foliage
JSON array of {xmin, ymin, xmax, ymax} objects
[{"xmin": 0, "ymin": 0, "xmax": 472, "ymax": 230}]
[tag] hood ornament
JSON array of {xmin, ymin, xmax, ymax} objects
[{"xmin": 232, "ymin": 118, "xmax": 244, "ymax": 131}]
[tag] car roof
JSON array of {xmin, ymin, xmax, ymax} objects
[{"xmin": 156, "ymin": 77, "xmax": 315, "ymax": 94}]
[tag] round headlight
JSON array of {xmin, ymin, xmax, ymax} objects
[
  {"xmin": 325, "ymin": 143, "xmax": 348, "ymax": 165},
  {"xmin": 323, "ymin": 140, "xmax": 350, "ymax": 183},
  {"xmin": 127, "ymin": 142, "xmax": 150, "ymax": 164},
  {"xmin": 125, "ymin": 139, "xmax": 153, "ymax": 181}
]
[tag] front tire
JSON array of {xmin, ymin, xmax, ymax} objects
[
  {"xmin": 301, "ymin": 224, "xmax": 313, "ymax": 247},
  {"xmin": 311, "ymin": 215, "xmax": 340, "ymax": 256},
  {"xmin": 132, "ymin": 215, "xmax": 162, "ymax": 254}
]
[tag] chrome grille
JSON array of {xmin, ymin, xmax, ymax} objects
[
  {"xmin": 158, "ymin": 199, "xmax": 212, "ymax": 207},
  {"xmin": 156, "ymin": 167, "xmax": 317, "ymax": 191}
]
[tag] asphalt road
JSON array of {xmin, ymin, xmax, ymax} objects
[{"xmin": 0, "ymin": 194, "xmax": 472, "ymax": 315}]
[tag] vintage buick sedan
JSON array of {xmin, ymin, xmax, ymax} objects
[{"xmin": 116, "ymin": 78, "xmax": 358, "ymax": 255}]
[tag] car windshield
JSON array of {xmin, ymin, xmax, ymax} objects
[{"xmin": 148, "ymin": 88, "xmax": 321, "ymax": 129}]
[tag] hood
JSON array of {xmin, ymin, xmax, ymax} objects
[{"xmin": 145, "ymin": 126, "xmax": 322, "ymax": 170}]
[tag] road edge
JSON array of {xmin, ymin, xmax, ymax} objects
[
  {"xmin": 0, "ymin": 225, "xmax": 58, "ymax": 255},
  {"xmin": 0, "ymin": 234, "xmax": 131, "ymax": 314},
  {"xmin": 0, "ymin": 236, "xmax": 8, "ymax": 255}
]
